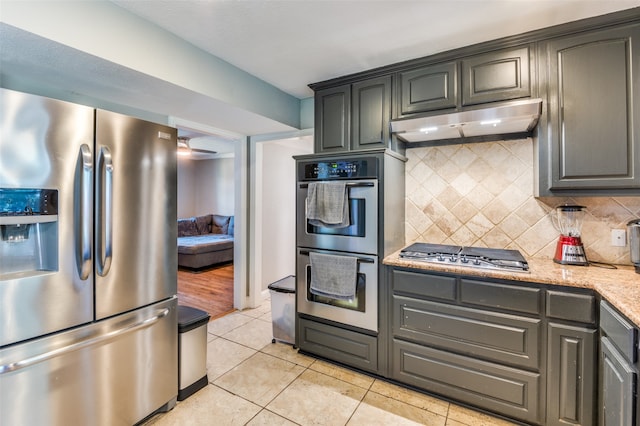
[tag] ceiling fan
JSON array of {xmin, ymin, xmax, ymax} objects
[{"xmin": 177, "ymin": 136, "xmax": 218, "ymax": 158}]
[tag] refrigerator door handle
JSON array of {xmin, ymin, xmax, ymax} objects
[
  {"xmin": 76, "ymin": 144, "xmax": 93, "ymax": 280},
  {"xmin": 96, "ymin": 146, "xmax": 113, "ymax": 277},
  {"xmin": 0, "ymin": 307, "xmax": 171, "ymax": 374}
]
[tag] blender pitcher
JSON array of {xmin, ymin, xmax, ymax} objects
[{"xmin": 553, "ymin": 205, "xmax": 589, "ymax": 265}]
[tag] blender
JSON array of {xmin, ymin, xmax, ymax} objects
[{"xmin": 553, "ymin": 205, "xmax": 589, "ymax": 266}]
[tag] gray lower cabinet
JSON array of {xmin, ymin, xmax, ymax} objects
[
  {"xmin": 389, "ymin": 267, "xmax": 602, "ymax": 425},
  {"xmin": 390, "ymin": 269, "xmax": 544, "ymax": 424},
  {"xmin": 297, "ymin": 316, "xmax": 378, "ymax": 374},
  {"xmin": 314, "ymin": 75, "xmax": 391, "ymax": 154},
  {"xmin": 546, "ymin": 323, "xmax": 597, "ymax": 426},
  {"xmin": 392, "ymin": 339, "xmax": 542, "ymax": 424},
  {"xmin": 599, "ymin": 301, "xmax": 639, "ymax": 426},
  {"xmin": 537, "ymin": 22, "xmax": 640, "ymax": 195}
]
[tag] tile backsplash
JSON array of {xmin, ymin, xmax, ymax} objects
[{"xmin": 405, "ymin": 138, "xmax": 640, "ymax": 265}]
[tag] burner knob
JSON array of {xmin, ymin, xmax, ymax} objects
[
  {"xmin": 436, "ymin": 254, "xmax": 444, "ymax": 262},
  {"xmin": 449, "ymin": 255, "xmax": 456, "ymax": 262},
  {"xmin": 473, "ymin": 258, "xmax": 481, "ymax": 266},
  {"xmin": 461, "ymin": 256, "xmax": 469, "ymax": 264}
]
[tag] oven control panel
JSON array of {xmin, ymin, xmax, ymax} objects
[{"xmin": 300, "ymin": 157, "xmax": 378, "ymax": 180}]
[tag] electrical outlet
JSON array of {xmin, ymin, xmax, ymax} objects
[{"xmin": 611, "ymin": 229, "xmax": 626, "ymax": 247}]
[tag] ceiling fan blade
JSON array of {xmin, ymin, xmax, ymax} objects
[{"xmin": 190, "ymin": 148, "xmax": 218, "ymax": 154}]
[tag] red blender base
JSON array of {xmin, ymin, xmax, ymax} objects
[{"xmin": 554, "ymin": 236, "xmax": 589, "ymax": 265}]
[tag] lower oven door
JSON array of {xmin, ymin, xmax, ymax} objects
[{"xmin": 296, "ymin": 248, "xmax": 377, "ymax": 332}]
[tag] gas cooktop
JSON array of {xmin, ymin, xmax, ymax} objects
[{"xmin": 400, "ymin": 243, "xmax": 530, "ymax": 273}]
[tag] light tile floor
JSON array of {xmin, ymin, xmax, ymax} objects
[{"xmin": 144, "ymin": 297, "xmax": 518, "ymax": 426}]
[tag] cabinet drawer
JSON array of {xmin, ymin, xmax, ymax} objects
[
  {"xmin": 297, "ymin": 317, "xmax": 378, "ymax": 373},
  {"xmin": 460, "ymin": 278, "xmax": 541, "ymax": 314},
  {"xmin": 392, "ymin": 339, "xmax": 541, "ymax": 425},
  {"xmin": 546, "ymin": 290, "xmax": 596, "ymax": 324},
  {"xmin": 600, "ymin": 301, "xmax": 638, "ymax": 363},
  {"xmin": 393, "ymin": 296, "xmax": 541, "ymax": 369},
  {"xmin": 392, "ymin": 270, "xmax": 456, "ymax": 301}
]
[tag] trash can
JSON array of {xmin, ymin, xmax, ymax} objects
[
  {"xmin": 267, "ymin": 275, "xmax": 296, "ymax": 347},
  {"xmin": 177, "ymin": 305, "xmax": 210, "ymax": 401}
]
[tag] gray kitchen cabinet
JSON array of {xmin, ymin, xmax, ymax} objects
[
  {"xmin": 599, "ymin": 301, "xmax": 638, "ymax": 426},
  {"xmin": 537, "ymin": 23, "xmax": 640, "ymax": 195},
  {"xmin": 314, "ymin": 75, "xmax": 391, "ymax": 153},
  {"xmin": 395, "ymin": 45, "xmax": 531, "ymax": 118},
  {"xmin": 297, "ymin": 316, "xmax": 379, "ymax": 374},
  {"xmin": 546, "ymin": 323, "xmax": 597, "ymax": 426},
  {"xmin": 389, "ymin": 267, "xmax": 607, "ymax": 425},
  {"xmin": 314, "ymin": 84, "xmax": 350, "ymax": 153},
  {"xmin": 390, "ymin": 269, "xmax": 544, "ymax": 425},
  {"xmin": 546, "ymin": 290, "xmax": 597, "ymax": 426},
  {"xmin": 397, "ymin": 61, "xmax": 458, "ymax": 116},
  {"xmin": 461, "ymin": 45, "xmax": 532, "ymax": 106}
]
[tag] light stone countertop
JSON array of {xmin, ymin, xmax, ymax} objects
[{"xmin": 384, "ymin": 251, "xmax": 640, "ymax": 327}]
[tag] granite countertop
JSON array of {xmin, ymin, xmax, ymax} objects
[{"xmin": 384, "ymin": 250, "xmax": 640, "ymax": 327}]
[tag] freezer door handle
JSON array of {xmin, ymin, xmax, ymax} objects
[
  {"xmin": 96, "ymin": 146, "xmax": 113, "ymax": 277},
  {"xmin": 0, "ymin": 307, "xmax": 171, "ymax": 374},
  {"xmin": 76, "ymin": 144, "xmax": 93, "ymax": 280}
]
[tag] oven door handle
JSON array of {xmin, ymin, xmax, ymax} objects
[
  {"xmin": 298, "ymin": 182, "xmax": 375, "ymax": 189},
  {"xmin": 299, "ymin": 250, "xmax": 375, "ymax": 264}
]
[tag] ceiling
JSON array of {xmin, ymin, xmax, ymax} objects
[
  {"xmin": 2, "ymin": 1, "xmax": 638, "ymax": 154},
  {"xmin": 111, "ymin": 0, "xmax": 639, "ymax": 99}
]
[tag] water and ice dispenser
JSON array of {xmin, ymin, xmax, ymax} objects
[{"xmin": 0, "ymin": 188, "xmax": 59, "ymax": 278}]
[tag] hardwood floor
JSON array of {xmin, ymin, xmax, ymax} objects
[{"xmin": 177, "ymin": 263, "xmax": 235, "ymax": 320}]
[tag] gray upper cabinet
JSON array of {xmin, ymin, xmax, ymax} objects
[
  {"xmin": 461, "ymin": 46, "xmax": 532, "ymax": 106},
  {"xmin": 314, "ymin": 76, "xmax": 391, "ymax": 153},
  {"xmin": 314, "ymin": 84, "xmax": 350, "ymax": 153},
  {"xmin": 397, "ymin": 61, "xmax": 457, "ymax": 116},
  {"xmin": 352, "ymin": 76, "xmax": 391, "ymax": 151},
  {"xmin": 538, "ymin": 23, "xmax": 640, "ymax": 195}
]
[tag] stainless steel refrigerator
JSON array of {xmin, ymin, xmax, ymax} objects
[{"xmin": 0, "ymin": 88, "xmax": 179, "ymax": 425}]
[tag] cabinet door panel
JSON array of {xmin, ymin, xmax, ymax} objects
[
  {"xmin": 398, "ymin": 62, "xmax": 457, "ymax": 115},
  {"xmin": 315, "ymin": 85, "xmax": 350, "ymax": 153},
  {"xmin": 392, "ymin": 339, "xmax": 541, "ymax": 424},
  {"xmin": 544, "ymin": 24, "xmax": 640, "ymax": 191},
  {"xmin": 297, "ymin": 317, "xmax": 378, "ymax": 373},
  {"xmin": 600, "ymin": 337, "xmax": 636, "ymax": 426},
  {"xmin": 352, "ymin": 76, "xmax": 391, "ymax": 150},
  {"xmin": 547, "ymin": 323, "xmax": 597, "ymax": 426},
  {"xmin": 461, "ymin": 46, "xmax": 531, "ymax": 105},
  {"xmin": 393, "ymin": 296, "xmax": 541, "ymax": 369}
]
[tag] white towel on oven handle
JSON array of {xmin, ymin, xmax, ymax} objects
[
  {"xmin": 306, "ymin": 181, "xmax": 350, "ymax": 228},
  {"xmin": 309, "ymin": 251, "xmax": 357, "ymax": 300}
]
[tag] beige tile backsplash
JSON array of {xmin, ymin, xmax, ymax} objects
[{"xmin": 405, "ymin": 138, "xmax": 640, "ymax": 265}]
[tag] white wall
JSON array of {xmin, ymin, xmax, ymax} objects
[
  {"xmin": 177, "ymin": 157, "xmax": 196, "ymax": 218},
  {"xmin": 194, "ymin": 158, "xmax": 235, "ymax": 216},
  {"xmin": 177, "ymin": 157, "xmax": 235, "ymax": 218},
  {"xmin": 259, "ymin": 138, "xmax": 313, "ymax": 290}
]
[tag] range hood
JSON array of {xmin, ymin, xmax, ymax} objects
[{"xmin": 391, "ymin": 98, "xmax": 542, "ymax": 143}]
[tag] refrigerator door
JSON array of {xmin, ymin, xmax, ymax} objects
[
  {"xmin": 0, "ymin": 88, "xmax": 94, "ymax": 347},
  {"xmin": 94, "ymin": 110, "xmax": 177, "ymax": 320},
  {"xmin": 0, "ymin": 297, "xmax": 178, "ymax": 426}
]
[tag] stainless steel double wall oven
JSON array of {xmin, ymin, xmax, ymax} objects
[{"xmin": 295, "ymin": 150, "xmax": 405, "ymax": 334}]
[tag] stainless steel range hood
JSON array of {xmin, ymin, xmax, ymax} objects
[{"xmin": 391, "ymin": 98, "xmax": 542, "ymax": 143}]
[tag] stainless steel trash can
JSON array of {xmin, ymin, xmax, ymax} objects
[
  {"xmin": 177, "ymin": 305, "xmax": 210, "ymax": 401},
  {"xmin": 267, "ymin": 276, "xmax": 296, "ymax": 347}
]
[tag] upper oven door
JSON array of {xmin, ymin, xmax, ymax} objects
[{"xmin": 297, "ymin": 179, "xmax": 378, "ymax": 254}]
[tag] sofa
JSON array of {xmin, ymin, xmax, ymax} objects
[{"xmin": 177, "ymin": 214, "xmax": 234, "ymax": 270}]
